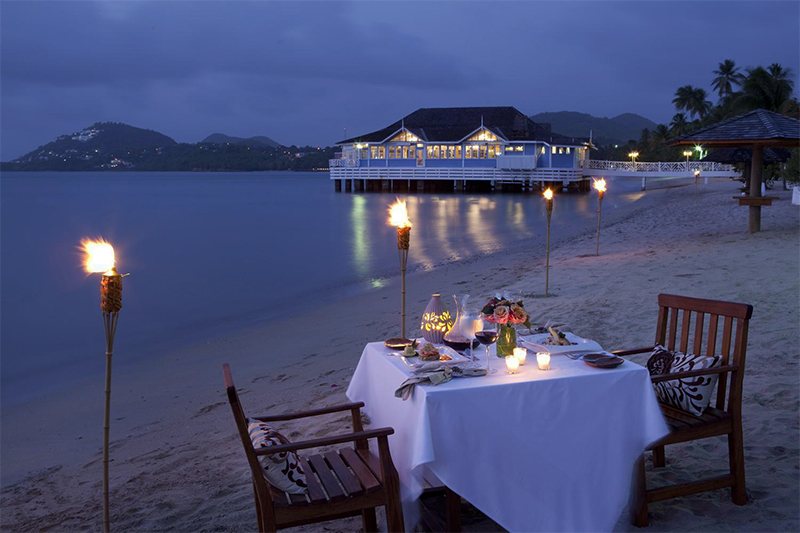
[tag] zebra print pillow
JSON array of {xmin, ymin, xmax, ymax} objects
[
  {"xmin": 247, "ymin": 420, "xmax": 308, "ymax": 495},
  {"xmin": 647, "ymin": 345, "xmax": 722, "ymax": 416}
]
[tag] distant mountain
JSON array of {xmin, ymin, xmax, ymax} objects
[
  {"xmin": 530, "ymin": 111, "xmax": 658, "ymax": 146},
  {"xmin": 202, "ymin": 133, "xmax": 280, "ymax": 148},
  {"xmin": 1, "ymin": 122, "xmax": 335, "ymax": 172}
]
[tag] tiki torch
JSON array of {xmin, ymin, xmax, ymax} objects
[
  {"xmin": 694, "ymin": 169, "xmax": 701, "ymax": 200},
  {"xmin": 82, "ymin": 238, "xmax": 125, "ymax": 533},
  {"xmin": 543, "ymin": 188, "xmax": 553, "ymax": 297},
  {"xmin": 593, "ymin": 178, "xmax": 607, "ymax": 256},
  {"xmin": 389, "ymin": 200, "xmax": 412, "ymax": 340}
]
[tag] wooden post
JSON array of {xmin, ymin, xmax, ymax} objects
[
  {"xmin": 334, "ymin": 179, "xmax": 342, "ymax": 192},
  {"xmin": 344, "ymin": 179, "xmax": 352, "ymax": 192},
  {"xmin": 749, "ymin": 144, "xmax": 764, "ymax": 233}
]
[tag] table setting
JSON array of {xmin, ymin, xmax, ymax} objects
[{"xmin": 346, "ymin": 292, "xmax": 669, "ymax": 532}]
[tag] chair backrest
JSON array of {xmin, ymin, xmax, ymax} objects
[
  {"xmin": 223, "ymin": 364, "xmax": 275, "ymax": 514},
  {"xmin": 654, "ymin": 294, "xmax": 753, "ymax": 414}
]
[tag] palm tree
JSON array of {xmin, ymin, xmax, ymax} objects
[
  {"xmin": 650, "ymin": 124, "xmax": 671, "ymax": 147},
  {"xmin": 669, "ymin": 113, "xmax": 690, "ymax": 136},
  {"xmin": 711, "ymin": 59, "xmax": 744, "ymax": 99},
  {"xmin": 672, "ymin": 85, "xmax": 694, "ymax": 113},
  {"xmin": 737, "ymin": 65, "xmax": 795, "ymax": 112},
  {"xmin": 689, "ymin": 88, "xmax": 713, "ymax": 119}
]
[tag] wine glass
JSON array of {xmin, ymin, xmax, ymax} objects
[
  {"xmin": 475, "ymin": 321, "xmax": 499, "ymax": 374},
  {"xmin": 459, "ymin": 309, "xmax": 482, "ymax": 361}
]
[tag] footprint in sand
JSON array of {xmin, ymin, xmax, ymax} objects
[{"xmin": 192, "ymin": 402, "xmax": 225, "ymax": 418}]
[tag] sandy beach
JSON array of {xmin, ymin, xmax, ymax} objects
[{"xmin": 2, "ymin": 179, "xmax": 798, "ymax": 532}]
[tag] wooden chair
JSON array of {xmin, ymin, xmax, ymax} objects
[
  {"xmin": 223, "ymin": 364, "xmax": 405, "ymax": 532},
  {"xmin": 612, "ymin": 294, "xmax": 753, "ymax": 527}
]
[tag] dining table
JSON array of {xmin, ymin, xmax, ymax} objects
[{"xmin": 346, "ymin": 337, "xmax": 669, "ymax": 532}]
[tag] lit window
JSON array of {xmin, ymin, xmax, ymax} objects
[
  {"xmin": 402, "ymin": 146, "xmax": 409, "ymax": 159},
  {"xmin": 551, "ymin": 146, "xmax": 556, "ymax": 154},
  {"xmin": 479, "ymin": 145, "xmax": 487, "ymax": 158},
  {"xmin": 455, "ymin": 146, "xmax": 462, "ymax": 158},
  {"xmin": 558, "ymin": 147, "xmax": 564, "ymax": 154},
  {"xmin": 409, "ymin": 146, "xmax": 415, "ymax": 159},
  {"xmin": 379, "ymin": 146, "xmax": 385, "ymax": 158},
  {"xmin": 541, "ymin": 146, "xmax": 546, "ymax": 155},
  {"xmin": 370, "ymin": 147, "xmax": 378, "ymax": 159},
  {"xmin": 505, "ymin": 146, "xmax": 514, "ymax": 152},
  {"xmin": 515, "ymin": 146, "xmax": 523, "ymax": 152},
  {"xmin": 566, "ymin": 147, "xmax": 571, "ymax": 154}
]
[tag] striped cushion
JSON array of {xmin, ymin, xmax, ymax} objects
[
  {"xmin": 647, "ymin": 345, "xmax": 722, "ymax": 416},
  {"xmin": 247, "ymin": 420, "xmax": 307, "ymax": 495}
]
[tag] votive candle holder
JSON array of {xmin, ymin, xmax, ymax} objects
[{"xmin": 536, "ymin": 352, "xmax": 551, "ymax": 371}]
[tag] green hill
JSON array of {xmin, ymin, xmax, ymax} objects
[
  {"xmin": 1, "ymin": 122, "xmax": 334, "ymax": 172},
  {"xmin": 202, "ymin": 133, "xmax": 280, "ymax": 148},
  {"xmin": 530, "ymin": 111, "xmax": 658, "ymax": 146}
]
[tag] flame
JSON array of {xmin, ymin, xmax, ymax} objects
[
  {"xmin": 81, "ymin": 238, "xmax": 115, "ymax": 274},
  {"xmin": 543, "ymin": 188, "xmax": 553, "ymax": 200},
  {"xmin": 388, "ymin": 199, "xmax": 412, "ymax": 228},
  {"xmin": 593, "ymin": 178, "xmax": 607, "ymax": 192}
]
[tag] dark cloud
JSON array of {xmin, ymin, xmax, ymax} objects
[{"xmin": 1, "ymin": 1, "xmax": 798, "ymax": 160}]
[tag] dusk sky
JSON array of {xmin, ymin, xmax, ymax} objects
[{"xmin": 1, "ymin": 0, "xmax": 798, "ymax": 160}]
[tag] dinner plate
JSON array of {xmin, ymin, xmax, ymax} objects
[
  {"xmin": 384, "ymin": 337, "xmax": 414, "ymax": 350},
  {"xmin": 519, "ymin": 332, "xmax": 602, "ymax": 355},
  {"xmin": 584, "ymin": 355, "xmax": 624, "ymax": 369}
]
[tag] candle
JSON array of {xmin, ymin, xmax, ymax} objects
[
  {"xmin": 513, "ymin": 347, "xmax": 527, "ymax": 365},
  {"xmin": 505, "ymin": 355, "xmax": 520, "ymax": 374},
  {"xmin": 536, "ymin": 352, "xmax": 551, "ymax": 371}
]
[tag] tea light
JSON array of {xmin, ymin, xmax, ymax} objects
[
  {"xmin": 536, "ymin": 352, "xmax": 551, "ymax": 371},
  {"xmin": 513, "ymin": 347, "xmax": 527, "ymax": 365},
  {"xmin": 505, "ymin": 355, "xmax": 520, "ymax": 374}
]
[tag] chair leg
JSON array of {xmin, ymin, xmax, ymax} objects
[
  {"xmin": 652, "ymin": 445, "xmax": 665, "ymax": 468},
  {"xmin": 361, "ymin": 508, "xmax": 377, "ymax": 533},
  {"xmin": 630, "ymin": 455, "xmax": 649, "ymax": 527},
  {"xmin": 445, "ymin": 487, "xmax": 462, "ymax": 533},
  {"xmin": 252, "ymin": 482, "xmax": 265, "ymax": 533},
  {"xmin": 728, "ymin": 426, "xmax": 747, "ymax": 505}
]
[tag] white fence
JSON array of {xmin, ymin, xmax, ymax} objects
[
  {"xmin": 587, "ymin": 160, "xmax": 736, "ymax": 173},
  {"xmin": 330, "ymin": 167, "xmax": 584, "ymax": 182}
]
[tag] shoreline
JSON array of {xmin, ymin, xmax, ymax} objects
[{"xmin": 2, "ymin": 179, "xmax": 798, "ymax": 532}]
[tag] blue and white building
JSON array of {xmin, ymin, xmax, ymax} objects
[{"xmin": 330, "ymin": 107, "xmax": 591, "ymax": 188}]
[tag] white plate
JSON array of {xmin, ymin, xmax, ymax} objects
[
  {"xmin": 402, "ymin": 346, "xmax": 472, "ymax": 370},
  {"xmin": 519, "ymin": 332, "xmax": 602, "ymax": 355}
]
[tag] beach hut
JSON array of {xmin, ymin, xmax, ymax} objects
[{"xmin": 670, "ymin": 109, "xmax": 800, "ymax": 233}]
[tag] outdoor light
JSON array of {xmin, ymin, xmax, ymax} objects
[
  {"xmin": 593, "ymin": 178, "xmax": 607, "ymax": 256},
  {"xmin": 81, "ymin": 238, "xmax": 127, "ymax": 533},
  {"xmin": 628, "ymin": 151, "xmax": 639, "ymax": 164},
  {"xmin": 543, "ymin": 188, "xmax": 554, "ymax": 297},
  {"xmin": 420, "ymin": 293, "xmax": 453, "ymax": 344},
  {"xmin": 388, "ymin": 199, "xmax": 412, "ymax": 340}
]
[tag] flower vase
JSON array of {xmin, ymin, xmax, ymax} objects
[{"xmin": 496, "ymin": 324, "xmax": 517, "ymax": 357}]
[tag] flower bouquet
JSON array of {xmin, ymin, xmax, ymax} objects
[{"xmin": 481, "ymin": 295, "xmax": 531, "ymax": 357}]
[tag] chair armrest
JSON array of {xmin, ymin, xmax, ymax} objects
[
  {"xmin": 254, "ymin": 427, "xmax": 394, "ymax": 456},
  {"xmin": 611, "ymin": 346, "xmax": 655, "ymax": 356},
  {"xmin": 251, "ymin": 401, "xmax": 365, "ymax": 422},
  {"xmin": 650, "ymin": 365, "xmax": 738, "ymax": 383}
]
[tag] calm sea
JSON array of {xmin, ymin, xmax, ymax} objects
[{"xmin": 0, "ymin": 171, "xmax": 655, "ymax": 404}]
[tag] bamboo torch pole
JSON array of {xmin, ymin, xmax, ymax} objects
[
  {"xmin": 389, "ymin": 200, "xmax": 412, "ymax": 340},
  {"xmin": 593, "ymin": 178, "xmax": 607, "ymax": 256},
  {"xmin": 543, "ymin": 188, "xmax": 553, "ymax": 297},
  {"xmin": 101, "ymin": 269, "xmax": 122, "ymax": 533},
  {"xmin": 82, "ymin": 239, "xmax": 123, "ymax": 533}
]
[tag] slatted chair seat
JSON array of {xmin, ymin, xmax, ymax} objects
[
  {"xmin": 614, "ymin": 293, "xmax": 753, "ymax": 527},
  {"xmin": 223, "ymin": 364, "xmax": 404, "ymax": 533}
]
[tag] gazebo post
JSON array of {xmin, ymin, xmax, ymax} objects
[{"xmin": 749, "ymin": 144, "xmax": 764, "ymax": 233}]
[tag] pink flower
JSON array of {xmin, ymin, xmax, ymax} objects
[
  {"xmin": 493, "ymin": 306, "xmax": 510, "ymax": 325},
  {"xmin": 510, "ymin": 304, "xmax": 529, "ymax": 325}
]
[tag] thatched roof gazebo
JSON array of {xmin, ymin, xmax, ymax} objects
[{"xmin": 670, "ymin": 109, "xmax": 800, "ymax": 233}]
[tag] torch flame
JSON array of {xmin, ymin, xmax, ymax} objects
[
  {"xmin": 593, "ymin": 178, "xmax": 607, "ymax": 192},
  {"xmin": 388, "ymin": 199, "xmax": 412, "ymax": 228},
  {"xmin": 81, "ymin": 238, "xmax": 116, "ymax": 274},
  {"xmin": 543, "ymin": 188, "xmax": 553, "ymax": 200}
]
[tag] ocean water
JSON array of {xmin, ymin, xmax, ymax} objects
[{"xmin": 0, "ymin": 171, "xmax": 653, "ymax": 404}]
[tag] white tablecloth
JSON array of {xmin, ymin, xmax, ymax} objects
[{"xmin": 347, "ymin": 342, "xmax": 668, "ymax": 532}]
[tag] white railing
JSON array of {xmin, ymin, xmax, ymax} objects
[
  {"xmin": 587, "ymin": 160, "xmax": 736, "ymax": 173},
  {"xmin": 330, "ymin": 167, "xmax": 584, "ymax": 182},
  {"xmin": 329, "ymin": 158, "xmax": 358, "ymax": 168}
]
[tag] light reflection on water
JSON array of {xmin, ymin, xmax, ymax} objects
[{"xmin": 1, "ymin": 171, "xmax": 648, "ymax": 403}]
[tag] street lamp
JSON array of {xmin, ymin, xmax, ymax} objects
[
  {"xmin": 694, "ymin": 145, "xmax": 706, "ymax": 160},
  {"xmin": 628, "ymin": 151, "xmax": 639, "ymax": 168},
  {"xmin": 683, "ymin": 150, "xmax": 693, "ymax": 171}
]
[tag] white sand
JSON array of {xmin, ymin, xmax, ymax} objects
[{"xmin": 2, "ymin": 179, "xmax": 798, "ymax": 532}]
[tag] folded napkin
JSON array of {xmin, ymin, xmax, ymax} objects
[{"xmin": 394, "ymin": 364, "xmax": 488, "ymax": 401}]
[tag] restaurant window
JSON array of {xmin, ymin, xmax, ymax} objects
[
  {"xmin": 541, "ymin": 146, "xmax": 547, "ymax": 155},
  {"xmin": 466, "ymin": 128, "xmax": 499, "ymax": 142},
  {"xmin": 389, "ymin": 146, "xmax": 396, "ymax": 158},
  {"xmin": 388, "ymin": 130, "xmax": 420, "ymax": 143},
  {"xmin": 370, "ymin": 147, "xmax": 378, "ymax": 159},
  {"xmin": 566, "ymin": 147, "xmax": 571, "ymax": 154},
  {"xmin": 551, "ymin": 146, "xmax": 557, "ymax": 155},
  {"xmin": 487, "ymin": 145, "xmax": 496, "ymax": 158},
  {"xmin": 479, "ymin": 145, "xmax": 487, "ymax": 159},
  {"xmin": 402, "ymin": 146, "xmax": 409, "ymax": 159},
  {"xmin": 558, "ymin": 147, "xmax": 564, "ymax": 154},
  {"xmin": 465, "ymin": 146, "xmax": 472, "ymax": 159},
  {"xmin": 378, "ymin": 146, "xmax": 385, "ymax": 158},
  {"xmin": 455, "ymin": 146, "xmax": 462, "ymax": 159},
  {"xmin": 408, "ymin": 146, "xmax": 415, "ymax": 160},
  {"xmin": 515, "ymin": 145, "xmax": 523, "ymax": 152},
  {"xmin": 505, "ymin": 146, "xmax": 514, "ymax": 152}
]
